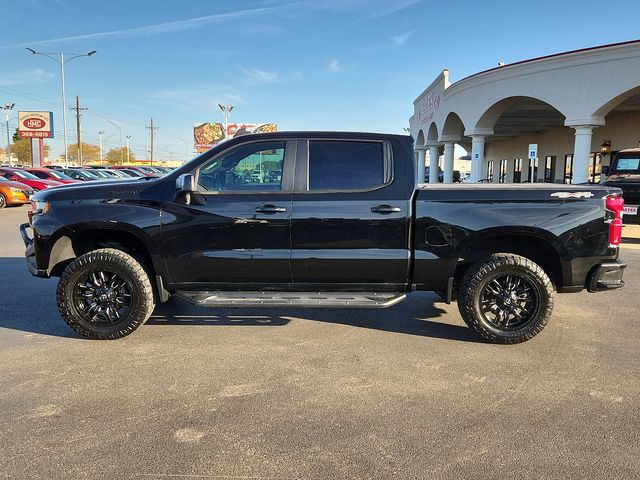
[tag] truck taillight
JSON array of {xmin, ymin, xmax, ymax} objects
[{"xmin": 605, "ymin": 194, "xmax": 624, "ymax": 246}]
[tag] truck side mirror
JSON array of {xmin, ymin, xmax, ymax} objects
[
  {"xmin": 601, "ymin": 165, "xmax": 610, "ymax": 176},
  {"xmin": 176, "ymin": 173, "xmax": 195, "ymax": 193}
]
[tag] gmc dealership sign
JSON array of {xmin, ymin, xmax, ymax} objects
[{"xmin": 17, "ymin": 111, "xmax": 54, "ymax": 139}]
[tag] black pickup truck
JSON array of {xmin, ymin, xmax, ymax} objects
[
  {"xmin": 20, "ymin": 132, "xmax": 626, "ymax": 343},
  {"xmin": 603, "ymin": 148, "xmax": 640, "ymax": 222}
]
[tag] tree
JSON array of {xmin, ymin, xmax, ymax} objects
[
  {"xmin": 67, "ymin": 142, "xmax": 101, "ymax": 165},
  {"xmin": 9, "ymin": 138, "xmax": 50, "ymax": 165},
  {"xmin": 105, "ymin": 147, "xmax": 135, "ymax": 165}
]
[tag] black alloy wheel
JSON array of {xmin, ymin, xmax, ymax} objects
[
  {"xmin": 57, "ymin": 248, "xmax": 155, "ymax": 339},
  {"xmin": 479, "ymin": 274, "xmax": 539, "ymax": 330},
  {"xmin": 73, "ymin": 269, "xmax": 132, "ymax": 326},
  {"xmin": 458, "ymin": 253, "xmax": 554, "ymax": 344}
]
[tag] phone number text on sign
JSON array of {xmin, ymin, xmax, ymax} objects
[{"xmin": 19, "ymin": 130, "xmax": 52, "ymax": 138}]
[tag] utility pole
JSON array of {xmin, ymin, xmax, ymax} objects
[
  {"xmin": 70, "ymin": 95, "xmax": 87, "ymax": 165},
  {"xmin": 3, "ymin": 102, "xmax": 14, "ymax": 165},
  {"xmin": 98, "ymin": 130, "xmax": 104, "ymax": 164},
  {"xmin": 146, "ymin": 118, "xmax": 158, "ymax": 166},
  {"xmin": 126, "ymin": 135, "xmax": 131, "ymax": 163}
]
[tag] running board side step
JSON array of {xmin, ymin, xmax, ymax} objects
[{"xmin": 175, "ymin": 291, "xmax": 407, "ymax": 309}]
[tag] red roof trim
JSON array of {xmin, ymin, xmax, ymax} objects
[{"xmin": 457, "ymin": 39, "xmax": 640, "ymax": 84}]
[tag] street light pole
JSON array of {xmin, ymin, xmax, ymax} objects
[
  {"xmin": 176, "ymin": 136, "xmax": 190, "ymax": 164},
  {"xmin": 3, "ymin": 102, "xmax": 14, "ymax": 165},
  {"xmin": 98, "ymin": 130, "xmax": 104, "ymax": 164},
  {"xmin": 218, "ymin": 104, "xmax": 234, "ymax": 139},
  {"xmin": 26, "ymin": 48, "xmax": 96, "ymax": 168},
  {"xmin": 126, "ymin": 135, "xmax": 131, "ymax": 163},
  {"xmin": 103, "ymin": 120, "xmax": 123, "ymax": 165}
]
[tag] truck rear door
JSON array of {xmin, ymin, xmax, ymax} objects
[{"xmin": 290, "ymin": 137, "xmax": 411, "ymax": 289}]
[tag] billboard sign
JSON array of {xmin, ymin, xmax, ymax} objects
[
  {"xmin": 193, "ymin": 122, "xmax": 277, "ymax": 153},
  {"xmin": 18, "ymin": 111, "xmax": 54, "ymax": 139}
]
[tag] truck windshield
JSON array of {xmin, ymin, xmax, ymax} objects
[{"xmin": 613, "ymin": 157, "xmax": 640, "ymax": 173}]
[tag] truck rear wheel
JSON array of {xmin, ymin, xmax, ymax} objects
[
  {"xmin": 56, "ymin": 248, "xmax": 155, "ymax": 339},
  {"xmin": 457, "ymin": 253, "xmax": 554, "ymax": 344}
]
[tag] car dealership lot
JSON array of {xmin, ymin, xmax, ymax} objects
[{"xmin": 0, "ymin": 205, "xmax": 638, "ymax": 479}]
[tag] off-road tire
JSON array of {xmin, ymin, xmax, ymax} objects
[
  {"xmin": 57, "ymin": 248, "xmax": 155, "ymax": 339},
  {"xmin": 458, "ymin": 253, "xmax": 554, "ymax": 344}
]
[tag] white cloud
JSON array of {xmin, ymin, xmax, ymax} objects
[
  {"xmin": 237, "ymin": 65, "xmax": 279, "ymax": 83},
  {"xmin": 328, "ymin": 59, "xmax": 341, "ymax": 73},
  {"xmin": 390, "ymin": 30, "xmax": 416, "ymax": 46},
  {"xmin": 0, "ymin": 4, "xmax": 296, "ymax": 49},
  {"xmin": 0, "ymin": 68, "xmax": 54, "ymax": 86}
]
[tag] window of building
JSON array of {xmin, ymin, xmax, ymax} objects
[
  {"xmin": 564, "ymin": 154, "xmax": 573, "ymax": 184},
  {"xmin": 544, "ymin": 156, "xmax": 556, "ymax": 183},
  {"xmin": 487, "ymin": 160, "xmax": 494, "ymax": 182},
  {"xmin": 589, "ymin": 153, "xmax": 602, "ymax": 183},
  {"xmin": 197, "ymin": 141, "xmax": 285, "ymax": 192},
  {"xmin": 513, "ymin": 158, "xmax": 523, "ymax": 183},
  {"xmin": 309, "ymin": 140, "xmax": 387, "ymax": 191},
  {"xmin": 499, "ymin": 159, "xmax": 508, "ymax": 183}
]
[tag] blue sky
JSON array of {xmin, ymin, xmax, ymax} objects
[{"xmin": 1, "ymin": 0, "xmax": 639, "ymax": 161}]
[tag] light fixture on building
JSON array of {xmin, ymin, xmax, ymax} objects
[{"xmin": 600, "ymin": 140, "xmax": 611, "ymax": 156}]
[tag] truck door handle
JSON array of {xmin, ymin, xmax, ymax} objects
[
  {"xmin": 371, "ymin": 205, "xmax": 401, "ymax": 214},
  {"xmin": 255, "ymin": 204, "xmax": 287, "ymax": 214}
]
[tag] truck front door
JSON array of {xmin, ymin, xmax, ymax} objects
[
  {"xmin": 290, "ymin": 138, "xmax": 411, "ymax": 289},
  {"xmin": 161, "ymin": 139, "xmax": 294, "ymax": 288}
]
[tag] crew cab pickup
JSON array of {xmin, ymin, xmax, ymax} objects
[
  {"xmin": 20, "ymin": 132, "xmax": 626, "ymax": 343},
  {"xmin": 603, "ymin": 148, "xmax": 640, "ymax": 222}
]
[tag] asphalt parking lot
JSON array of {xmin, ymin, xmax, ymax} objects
[{"xmin": 0, "ymin": 205, "xmax": 639, "ymax": 479}]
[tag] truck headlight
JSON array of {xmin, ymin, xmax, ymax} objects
[{"xmin": 30, "ymin": 200, "xmax": 50, "ymax": 216}]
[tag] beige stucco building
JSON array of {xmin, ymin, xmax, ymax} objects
[{"xmin": 409, "ymin": 40, "xmax": 640, "ymax": 184}]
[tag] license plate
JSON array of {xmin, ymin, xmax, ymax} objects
[{"xmin": 623, "ymin": 205, "xmax": 638, "ymax": 215}]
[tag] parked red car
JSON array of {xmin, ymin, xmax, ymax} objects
[
  {"xmin": 23, "ymin": 167, "xmax": 79, "ymax": 185},
  {"xmin": 0, "ymin": 168, "xmax": 63, "ymax": 191}
]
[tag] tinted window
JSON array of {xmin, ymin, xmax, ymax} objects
[
  {"xmin": 614, "ymin": 157, "xmax": 640, "ymax": 172},
  {"xmin": 30, "ymin": 171, "xmax": 48, "ymax": 179},
  {"xmin": 308, "ymin": 141, "xmax": 386, "ymax": 191},
  {"xmin": 197, "ymin": 141, "xmax": 285, "ymax": 192}
]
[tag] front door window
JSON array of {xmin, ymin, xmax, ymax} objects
[{"xmin": 197, "ymin": 141, "xmax": 285, "ymax": 192}]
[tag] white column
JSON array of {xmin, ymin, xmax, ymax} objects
[
  {"xmin": 416, "ymin": 148, "xmax": 426, "ymax": 184},
  {"xmin": 571, "ymin": 125, "xmax": 594, "ymax": 184},
  {"xmin": 469, "ymin": 135, "xmax": 486, "ymax": 183},
  {"xmin": 428, "ymin": 145, "xmax": 440, "ymax": 183},
  {"xmin": 443, "ymin": 142, "xmax": 455, "ymax": 183}
]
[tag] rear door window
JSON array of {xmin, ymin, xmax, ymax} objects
[{"xmin": 308, "ymin": 140, "xmax": 389, "ymax": 191}]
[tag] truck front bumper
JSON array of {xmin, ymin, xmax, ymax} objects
[
  {"xmin": 20, "ymin": 223, "xmax": 47, "ymax": 277},
  {"xmin": 587, "ymin": 260, "xmax": 626, "ymax": 292}
]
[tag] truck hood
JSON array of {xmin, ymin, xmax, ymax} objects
[{"xmin": 31, "ymin": 176, "xmax": 160, "ymax": 202}]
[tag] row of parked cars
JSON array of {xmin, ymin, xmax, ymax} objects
[{"xmin": 0, "ymin": 165, "xmax": 174, "ymax": 209}]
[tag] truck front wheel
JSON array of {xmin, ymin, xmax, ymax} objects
[
  {"xmin": 457, "ymin": 253, "xmax": 554, "ymax": 344},
  {"xmin": 56, "ymin": 248, "xmax": 155, "ymax": 339}
]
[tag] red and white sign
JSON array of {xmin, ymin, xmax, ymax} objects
[{"xmin": 18, "ymin": 111, "xmax": 54, "ymax": 139}]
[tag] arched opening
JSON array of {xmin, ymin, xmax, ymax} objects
[
  {"xmin": 427, "ymin": 122, "xmax": 438, "ymax": 144},
  {"xmin": 439, "ymin": 113, "xmax": 469, "ymax": 183},
  {"xmin": 593, "ymin": 86, "xmax": 640, "ymax": 119},
  {"xmin": 474, "ymin": 97, "xmax": 567, "ymax": 183},
  {"xmin": 592, "ymin": 86, "xmax": 640, "ymax": 178}
]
